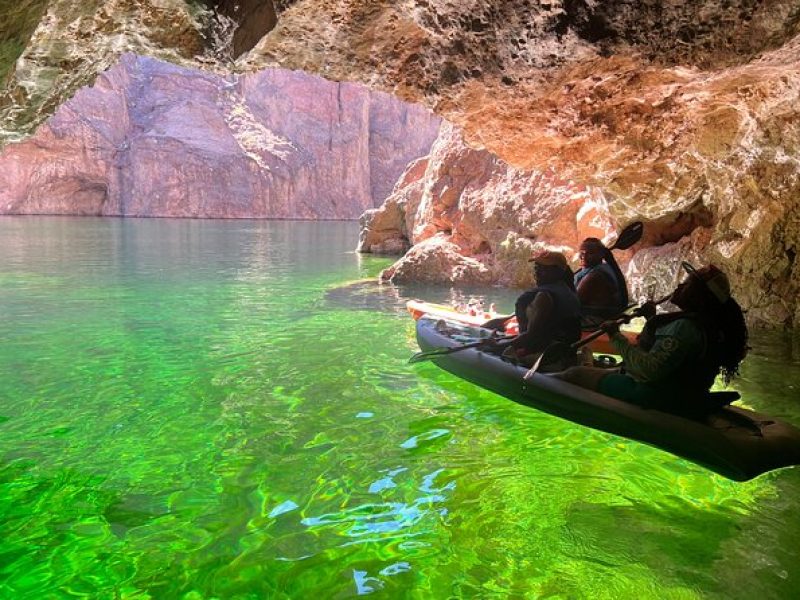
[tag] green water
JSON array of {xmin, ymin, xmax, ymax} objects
[{"xmin": 0, "ymin": 217, "xmax": 798, "ymax": 599}]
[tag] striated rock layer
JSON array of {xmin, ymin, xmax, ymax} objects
[{"xmin": 0, "ymin": 53, "xmax": 441, "ymax": 219}]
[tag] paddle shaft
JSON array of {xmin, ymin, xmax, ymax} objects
[
  {"xmin": 522, "ymin": 293, "xmax": 672, "ymax": 379},
  {"xmin": 411, "ymin": 340, "xmax": 484, "ymax": 361},
  {"xmin": 409, "ymin": 334, "xmax": 512, "ymax": 364}
]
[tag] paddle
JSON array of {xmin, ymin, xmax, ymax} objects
[
  {"xmin": 522, "ymin": 293, "xmax": 671, "ymax": 381},
  {"xmin": 608, "ymin": 220, "xmax": 644, "ymax": 253},
  {"xmin": 481, "ymin": 221, "xmax": 645, "ymax": 331},
  {"xmin": 408, "ymin": 331, "xmax": 514, "ymax": 364},
  {"xmin": 408, "ymin": 340, "xmax": 488, "ymax": 364}
]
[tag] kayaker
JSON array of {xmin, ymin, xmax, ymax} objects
[
  {"xmin": 483, "ymin": 250, "xmax": 581, "ymax": 370},
  {"xmin": 574, "ymin": 237, "xmax": 629, "ymax": 322},
  {"xmin": 557, "ymin": 262, "xmax": 749, "ymax": 412}
]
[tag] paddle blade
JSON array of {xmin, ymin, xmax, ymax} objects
[
  {"xmin": 523, "ymin": 353, "xmax": 547, "ymax": 381},
  {"xmin": 408, "ymin": 340, "xmax": 484, "ymax": 364},
  {"xmin": 408, "ymin": 348, "xmax": 447, "ymax": 364},
  {"xmin": 522, "ymin": 341, "xmax": 570, "ymax": 380},
  {"xmin": 609, "ymin": 221, "xmax": 644, "ymax": 251}
]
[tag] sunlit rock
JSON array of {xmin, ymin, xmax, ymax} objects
[
  {"xmin": 0, "ymin": 0, "xmax": 215, "ymax": 145},
  {"xmin": 379, "ymin": 235, "xmax": 493, "ymax": 285},
  {"xmin": 0, "ymin": 53, "xmax": 441, "ymax": 219},
  {"xmin": 357, "ymin": 157, "xmax": 430, "ymax": 255},
  {"xmin": 371, "ymin": 123, "xmax": 614, "ymax": 288},
  {"xmin": 358, "ymin": 202, "xmax": 408, "ymax": 256}
]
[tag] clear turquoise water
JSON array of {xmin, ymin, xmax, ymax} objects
[{"xmin": 0, "ymin": 216, "xmax": 798, "ymax": 599}]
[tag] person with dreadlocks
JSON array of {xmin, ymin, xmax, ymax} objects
[
  {"xmin": 557, "ymin": 262, "xmax": 749, "ymax": 413},
  {"xmin": 482, "ymin": 250, "xmax": 581, "ymax": 371},
  {"xmin": 573, "ymin": 237, "xmax": 629, "ymax": 321}
]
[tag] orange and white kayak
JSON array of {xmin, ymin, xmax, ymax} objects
[
  {"xmin": 406, "ymin": 299, "xmax": 637, "ymax": 355},
  {"xmin": 406, "ymin": 299, "xmax": 519, "ymax": 334}
]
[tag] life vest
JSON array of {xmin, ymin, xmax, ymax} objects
[
  {"xmin": 514, "ymin": 281, "xmax": 581, "ymax": 352},
  {"xmin": 574, "ymin": 263, "xmax": 626, "ymax": 317}
]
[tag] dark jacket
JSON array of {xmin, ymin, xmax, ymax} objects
[
  {"xmin": 634, "ymin": 312, "xmax": 721, "ymax": 396},
  {"xmin": 514, "ymin": 281, "xmax": 581, "ymax": 353}
]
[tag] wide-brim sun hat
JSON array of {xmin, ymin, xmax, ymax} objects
[{"xmin": 681, "ymin": 261, "xmax": 731, "ymax": 303}]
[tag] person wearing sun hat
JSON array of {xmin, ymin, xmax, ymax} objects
[
  {"xmin": 483, "ymin": 249, "xmax": 581, "ymax": 370},
  {"xmin": 556, "ymin": 261, "xmax": 749, "ymax": 413}
]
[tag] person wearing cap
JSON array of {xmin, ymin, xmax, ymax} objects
[
  {"xmin": 483, "ymin": 250, "xmax": 581, "ymax": 370},
  {"xmin": 574, "ymin": 237, "xmax": 629, "ymax": 321},
  {"xmin": 557, "ymin": 262, "xmax": 749, "ymax": 412}
]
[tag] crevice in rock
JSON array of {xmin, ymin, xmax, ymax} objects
[
  {"xmin": 203, "ymin": 0, "xmax": 279, "ymax": 60},
  {"xmin": 643, "ymin": 203, "xmax": 716, "ymax": 246},
  {"xmin": 561, "ymin": 0, "xmax": 616, "ymax": 44}
]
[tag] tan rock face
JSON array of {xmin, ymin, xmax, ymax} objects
[
  {"xmin": 0, "ymin": 0, "xmax": 213, "ymax": 146},
  {"xmin": 379, "ymin": 235, "xmax": 493, "ymax": 286},
  {"xmin": 362, "ymin": 86, "xmax": 800, "ymax": 325},
  {"xmin": 0, "ymin": 53, "xmax": 441, "ymax": 219},
  {"xmin": 363, "ymin": 123, "xmax": 618, "ymax": 288}
]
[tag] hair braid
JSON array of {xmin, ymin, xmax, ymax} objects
[{"xmin": 709, "ymin": 298, "xmax": 749, "ymax": 384}]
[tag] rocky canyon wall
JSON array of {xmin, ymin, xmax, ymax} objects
[
  {"xmin": 0, "ymin": 53, "xmax": 441, "ymax": 219},
  {"xmin": 359, "ymin": 122, "xmax": 612, "ymax": 287},
  {"xmin": 249, "ymin": 1, "xmax": 800, "ymax": 327},
  {"xmin": 3, "ymin": 1, "xmax": 800, "ymax": 325},
  {"xmin": 361, "ymin": 100, "xmax": 800, "ymax": 327}
]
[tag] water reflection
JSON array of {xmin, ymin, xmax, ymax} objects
[
  {"xmin": 324, "ymin": 272, "xmax": 521, "ymax": 317},
  {"xmin": 735, "ymin": 330, "xmax": 800, "ymax": 420}
]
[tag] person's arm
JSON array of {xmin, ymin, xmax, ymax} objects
[
  {"xmin": 484, "ymin": 292, "xmax": 554, "ymax": 352},
  {"xmin": 607, "ymin": 324, "xmax": 696, "ymax": 383},
  {"xmin": 510, "ymin": 292, "xmax": 553, "ymax": 350}
]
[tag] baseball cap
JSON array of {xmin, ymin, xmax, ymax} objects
[{"xmin": 529, "ymin": 250, "xmax": 569, "ymax": 270}]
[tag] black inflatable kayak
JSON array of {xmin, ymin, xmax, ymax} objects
[{"xmin": 415, "ymin": 316, "xmax": 800, "ymax": 481}]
